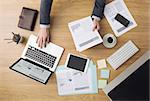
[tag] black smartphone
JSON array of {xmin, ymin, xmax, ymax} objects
[{"xmin": 114, "ymin": 13, "xmax": 130, "ymax": 27}]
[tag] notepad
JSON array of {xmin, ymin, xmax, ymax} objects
[
  {"xmin": 98, "ymin": 80, "xmax": 107, "ymax": 89},
  {"xmin": 100, "ymin": 69, "xmax": 110, "ymax": 79},
  {"xmin": 97, "ymin": 59, "xmax": 107, "ymax": 69}
]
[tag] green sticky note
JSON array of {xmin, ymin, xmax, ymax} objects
[{"xmin": 98, "ymin": 80, "xmax": 107, "ymax": 89}]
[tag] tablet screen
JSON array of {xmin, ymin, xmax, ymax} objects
[{"xmin": 67, "ymin": 55, "xmax": 87, "ymax": 72}]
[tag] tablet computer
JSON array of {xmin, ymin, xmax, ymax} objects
[{"xmin": 65, "ymin": 53, "xmax": 90, "ymax": 72}]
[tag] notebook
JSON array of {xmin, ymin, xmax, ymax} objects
[
  {"xmin": 68, "ymin": 16, "xmax": 103, "ymax": 52},
  {"xmin": 18, "ymin": 7, "xmax": 38, "ymax": 31},
  {"xmin": 55, "ymin": 60, "xmax": 98, "ymax": 95}
]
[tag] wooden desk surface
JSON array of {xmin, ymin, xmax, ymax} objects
[{"xmin": 0, "ymin": 0, "xmax": 149, "ymax": 101}]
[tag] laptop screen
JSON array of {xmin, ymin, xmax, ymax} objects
[{"xmin": 108, "ymin": 59, "xmax": 149, "ymax": 100}]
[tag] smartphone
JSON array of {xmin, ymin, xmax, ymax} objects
[{"xmin": 114, "ymin": 13, "xmax": 130, "ymax": 27}]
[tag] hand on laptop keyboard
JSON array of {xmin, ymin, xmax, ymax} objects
[{"xmin": 36, "ymin": 28, "xmax": 50, "ymax": 48}]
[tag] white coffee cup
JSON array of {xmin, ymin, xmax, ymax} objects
[{"xmin": 103, "ymin": 33, "xmax": 117, "ymax": 48}]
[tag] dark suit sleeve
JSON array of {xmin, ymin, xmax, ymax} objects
[
  {"xmin": 92, "ymin": 0, "xmax": 106, "ymax": 19},
  {"xmin": 40, "ymin": 0, "xmax": 53, "ymax": 25}
]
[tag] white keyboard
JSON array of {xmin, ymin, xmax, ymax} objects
[{"xmin": 107, "ymin": 40, "xmax": 139, "ymax": 70}]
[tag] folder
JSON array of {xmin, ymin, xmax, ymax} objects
[{"xmin": 55, "ymin": 60, "xmax": 98, "ymax": 95}]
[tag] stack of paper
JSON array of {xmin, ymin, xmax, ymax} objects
[
  {"xmin": 104, "ymin": 0, "xmax": 137, "ymax": 37},
  {"xmin": 68, "ymin": 16, "xmax": 103, "ymax": 52},
  {"xmin": 55, "ymin": 60, "xmax": 98, "ymax": 96}
]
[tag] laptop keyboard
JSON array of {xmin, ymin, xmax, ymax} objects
[{"xmin": 25, "ymin": 45, "xmax": 57, "ymax": 68}]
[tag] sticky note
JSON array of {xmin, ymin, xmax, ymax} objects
[
  {"xmin": 100, "ymin": 69, "xmax": 110, "ymax": 79},
  {"xmin": 97, "ymin": 59, "xmax": 107, "ymax": 69},
  {"xmin": 98, "ymin": 80, "xmax": 107, "ymax": 89}
]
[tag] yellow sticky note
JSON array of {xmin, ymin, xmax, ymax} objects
[
  {"xmin": 97, "ymin": 59, "xmax": 107, "ymax": 69},
  {"xmin": 98, "ymin": 80, "xmax": 107, "ymax": 89}
]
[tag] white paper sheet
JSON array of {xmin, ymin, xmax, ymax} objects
[
  {"xmin": 56, "ymin": 69, "xmax": 92, "ymax": 95},
  {"xmin": 56, "ymin": 70, "xmax": 74, "ymax": 95},
  {"xmin": 68, "ymin": 16, "xmax": 103, "ymax": 52},
  {"xmin": 104, "ymin": 0, "xmax": 137, "ymax": 37}
]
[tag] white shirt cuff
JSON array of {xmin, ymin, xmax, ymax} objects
[
  {"xmin": 40, "ymin": 24, "xmax": 50, "ymax": 28},
  {"xmin": 92, "ymin": 15, "xmax": 101, "ymax": 21}
]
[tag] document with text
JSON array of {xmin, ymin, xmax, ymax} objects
[
  {"xmin": 68, "ymin": 16, "xmax": 103, "ymax": 52},
  {"xmin": 104, "ymin": 0, "xmax": 137, "ymax": 37},
  {"xmin": 56, "ymin": 61, "xmax": 98, "ymax": 95}
]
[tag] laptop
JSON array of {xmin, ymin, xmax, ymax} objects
[
  {"xmin": 103, "ymin": 51, "xmax": 150, "ymax": 101},
  {"xmin": 10, "ymin": 34, "xmax": 64, "ymax": 84}
]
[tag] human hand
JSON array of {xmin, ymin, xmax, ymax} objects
[
  {"xmin": 36, "ymin": 28, "xmax": 50, "ymax": 48},
  {"xmin": 92, "ymin": 19, "xmax": 100, "ymax": 31}
]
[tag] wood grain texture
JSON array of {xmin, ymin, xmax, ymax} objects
[{"xmin": 0, "ymin": 0, "xmax": 149, "ymax": 101}]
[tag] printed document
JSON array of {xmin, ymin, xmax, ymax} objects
[
  {"xmin": 68, "ymin": 16, "xmax": 103, "ymax": 52},
  {"xmin": 56, "ymin": 61, "xmax": 98, "ymax": 95},
  {"xmin": 104, "ymin": 0, "xmax": 137, "ymax": 37}
]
